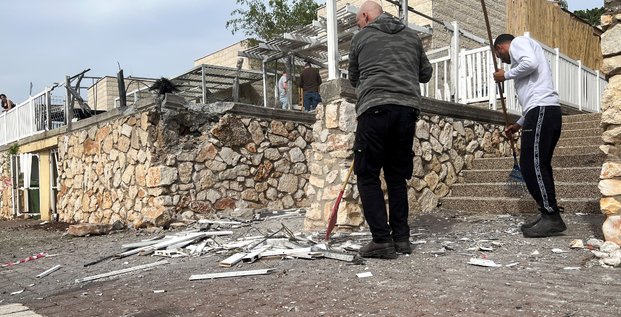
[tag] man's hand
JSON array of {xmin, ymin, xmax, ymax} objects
[
  {"xmin": 504, "ymin": 123, "xmax": 521, "ymax": 137},
  {"xmin": 493, "ymin": 69, "xmax": 506, "ymax": 83}
]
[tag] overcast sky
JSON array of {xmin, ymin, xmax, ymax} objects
[{"xmin": 0, "ymin": 0, "xmax": 604, "ymax": 104}]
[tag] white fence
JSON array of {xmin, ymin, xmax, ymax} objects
[{"xmin": 423, "ymin": 32, "xmax": 607, "ymax": 115}]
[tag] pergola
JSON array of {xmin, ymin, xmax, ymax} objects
[
  {"xmin": 170, "ymin": 64, "xmax": 264, "ymax": 103},
  {"xmin": 237, "ymin": 2, "xmax": 434, "ymax": 108}
]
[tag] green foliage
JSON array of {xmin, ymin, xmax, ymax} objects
[
  {"xmin": 8, "ymin": 143, "xmax": 19, "ymax": 155},
  {"xmin": 227, "ymin": 0, "xmax": 320, "ymax": 42},
  {"xmin": 573, "ymin": 7, "xmax": 606, "ymax": 27}
]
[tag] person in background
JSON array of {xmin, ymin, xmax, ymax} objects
[
  {"xmin": 299, "ymin": 61, "xmax": 322, "ymax": 111},
  {"xmin": 493, "ymin": 33, "xmax": 565, "ymax": 238},
  {"xmin": 278, "ymin": 71, "xmax": 289, "ymax": 109},
  {"xmin": 348, "ymin": 1, "xmax": 432, "ymax": 259},
  {"xmin": 0, "ymin": 94, "xmax": 15, "ymax": 111}
]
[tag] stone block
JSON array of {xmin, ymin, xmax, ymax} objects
[
  {"xmin": 68, "ymin": 223, "xmax": 112, "ymax": 237},
  {"xmin": 601, "ymin": 24, "xmax": 621, "ymax": 56}
]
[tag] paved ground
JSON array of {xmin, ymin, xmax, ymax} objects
[{"xmin": 1, "ymin": 210, "xmax": 620, "ymax": 317}]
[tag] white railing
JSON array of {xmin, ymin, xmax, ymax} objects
[
  {"xmin": 421, "ymin": 47, "xmax": 451, "ymax": 101},
  {"xmin": 425, "ymin": 30, "xmax": 606, "ymax": 114},
  {"xmin": 0, "ymin": 88, "xmax": 68, "ymax": 147}
]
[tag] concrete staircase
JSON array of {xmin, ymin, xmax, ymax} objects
[{"xmin": 441, "ymin": 112, "xmax": 603, "ymax": 214}]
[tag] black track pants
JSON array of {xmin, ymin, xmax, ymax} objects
[
  {"xmin": 519, "ymin": 106, "xmax": 562, "ymax": 213},
  {"xmin": 354, "ymin": 105, "xmax": 418, "ymax": 243}
]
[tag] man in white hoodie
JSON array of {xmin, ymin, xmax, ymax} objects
[{"xmin": 493, "ymin": 34, "xmax": 565, "ymax": 238}]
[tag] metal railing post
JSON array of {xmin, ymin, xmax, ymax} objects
[
  {"xmin": 262, "ymin": 60, "xmax": 268, "ymax": 107},
  {"xmin": 578, "ymin": 60, "xmax": 583, "ymax": 111},
  {"xmin": 554, "ymin": 48, "xmax": 560, "ymax": 91},
  {"xmin": 451, "ymin": 21, "xmax": 460, "ymax": 103},
  {"xmin": 596, "ymin": 70, "xmax": 601, "ymax": 113},
  {"xmin": 326, "ymin": 0, "xmax": 339, "ymax": 79},
  {"xmin": 201, "ymin": 65, "xmax": 207, "ymax": 103}
]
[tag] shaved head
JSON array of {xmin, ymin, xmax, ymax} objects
[{"xmin": 357, "ymin": 1, "xmax": 383, "ymax": 29}]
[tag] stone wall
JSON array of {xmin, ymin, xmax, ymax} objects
[
  {"xmin": 598, "ymin": 0, "xmax": 621, "ymax": 246},
  {"xmin": 57, "ymin": 96, "xmax": 314, "ymax": 228},
  {"xmin": 0, "ymin": 151, "xmax": 11, "ymax": 219},
  {"xmin": 304, "ymin": 79, "xmax": 516, "ymax": 231}
]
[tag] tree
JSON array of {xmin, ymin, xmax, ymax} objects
[
  {"xmin": 226, "ymin": 0, "xmax": 320, "ymax": 42},
  {"xmin": 573, "ymin": 7, "xmax": 606, "ymax": 26}
]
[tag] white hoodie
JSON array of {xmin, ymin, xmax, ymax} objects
[{"xmin": 504, "ymin": 36, "xmax": 559, "ymax": 126}]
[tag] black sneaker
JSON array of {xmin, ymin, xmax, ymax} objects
[
  {"xmin": 359, "ymin": 241, "xmax": 397, "ymax": 259},
  {"xmin": 394, "ymin": 241, "xmax": 412, "ymax": 254},
  {"xmin": 520, "ymin": 207, "xmax": 563, "ymax": 231},
  {"xmin": 520, "ymin": 216, "xmax": 541, "ymax": 231},
  {"xmin": 522, "ymin": 212, "xmax": 567, "ymax": 238}
]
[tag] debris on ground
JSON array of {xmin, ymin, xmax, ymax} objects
[{"xmin": 67, "ymin": 223, "xmax": 112, "ymax": 237}]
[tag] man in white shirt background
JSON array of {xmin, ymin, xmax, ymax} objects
[
  {"xmin": 278, "ymin": 71, "xmax": 288, "ymax": 109},
  {"xmin": 493, "ymin": 34, "xmax": 565, "ymax": 238}
]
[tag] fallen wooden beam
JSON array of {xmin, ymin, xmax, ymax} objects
[
  {"xmin": 189, "ymin": 269, "xmax": 274, "ymax": 280},
  {"xmin": 75, "ymin": 260, "xmax": 169, "ymax": 283}
]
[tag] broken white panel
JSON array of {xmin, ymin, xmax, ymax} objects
[
  {"xmin": 189, "ymin": 269, "xmax": 274, "ymax": 280},
  {"xmin": 260, "ymin": 248, "xmax": 313, "ymax": 258},
  {"xmin": 117, "ymin": 231, "xmax": 232, "ymax": 258},
  {"xmin": 220, "ymin": 253, "xmax": 248, "ymax": 267},
  {"xmin": 154, "ymin": 250, "xmax": 188, "ymax": 258},
  {"xmin": 242, "ymin": 246, "xmax": 271, "ymax": 263},
  {"xmin": 198, "ymin": 220, "xmax": 243, "ymax": 225},
  {"xmin": 467, "ymin": 258, "xmax": 502, "ymax": 268},
  {"xmin": 356, "ymin": 272, "xmax": 373, "ymax": 278},
  {"xmin": 75, "ymin": 260, "xmax": 169, "ymax": 283}
]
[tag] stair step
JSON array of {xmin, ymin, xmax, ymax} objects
[
  {"xmin": 561, "ymin": 127, "xmax": 602, "ymax": 138},
  {"xmin": 554, "ymin": 144, "xmax": 601, "ymax": 156},
  {"xmin": 461, "ymin": 167, "xmax": 600, "ymax": 183},
  {"xmin": 450, "ymin": 182, "xmax": 599, "ymax": 198},
  {"xmin": 563, "ymin": 113, "xmax": 601, "ymax": 123},
  {"xmin": 440, "ymin": 197, "xmax": 599, "ymax": 214},
  {"xmin": 563, "ymin": 120, "xmax": 600, "ymax": 130},
  {"xmin": 473, "ymin": 153, "xmax": 604, "ymax": 169},
  {"xmin": 557, "ymin": 136, "xmax": 601, "ymax": 147}
]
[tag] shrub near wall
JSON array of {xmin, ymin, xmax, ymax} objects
[{"xmin": 57, "ymin": 100, "xmax": 313, "ymax": 228}]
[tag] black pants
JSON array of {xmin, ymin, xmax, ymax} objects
[
  {"xmin": 520, "ymin": 106, "xmax": 562, "ymax": 213},
  {"xmin": 354, "ymin": 105, "xmax": 418, "ymax": 243}
]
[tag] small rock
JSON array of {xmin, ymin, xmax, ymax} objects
[
  {"xmin": 600, "ymin": 241, "xmax": 621, "ymax": 253},
  {"xmin": 569, "ymin": 239, "xmax": 584, "ymax": 249},
  {"xmin": 67, "ymin": 223, "xmax": 112, "ymax": 237},
  {"xmin": 602, "ymin": 255, "xmax": 621, "ymax": 267},
  {"xmin": 586, "ymin": 238, "xmax": 604, "ymax": 249},
  {"xmin": 111, "ymin": 220, "xmax": 125, "ymax": 231},
  {"xmin": 551, "ymin": 248, "xmax": 565, "ymax": 254},
  {"xmin": 530, "ymin": 250, "xmax": 540, "ymax": 256},
  {"xmin": 592, "ymin": 250, "xmax": 609, "ymax": 258}
]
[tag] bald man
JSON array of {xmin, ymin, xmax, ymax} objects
[{"xmin": 349, "ymin": 1, "xmax": 432, "ymax": 259}]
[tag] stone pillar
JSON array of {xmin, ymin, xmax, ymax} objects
[
  {"xmin": 599, "ymin": 0, "xmax": 621, "ymax": 246},
  {"xmin": 304, "ymin": 79, "xmax": 363, "ymax": 231}
]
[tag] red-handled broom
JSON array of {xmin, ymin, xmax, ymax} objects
[
  {"xmin": 480, "ymin": 0, "xmax": 525, "ymax": 187},
  {"xmin": 325, "ymin": 161, "xmax": 355, "ymax": 241}
]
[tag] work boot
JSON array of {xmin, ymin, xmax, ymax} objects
[
  {"xmin": 359, "ymin": 241, "xmax": 397, "ymax": 259},
  {"xmin": 522, "ymin": 210, "xmax": 567, "ymax": 238},
  {"xmin": 394, "ymin": 240, "xmax": 412, "ymax": 254}
]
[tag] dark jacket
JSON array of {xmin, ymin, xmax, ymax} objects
[
  {"xmin": 348, "ymin": 14, "xmax": 433, "ymax": 117},
  {"xmin": 299, "ymin": 67, "xmax": 322, "ymax": 93}
]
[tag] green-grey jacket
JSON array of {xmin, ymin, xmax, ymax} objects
[{"xmin": 348, "ymin": 13, "xmax": 433, "ymax": 117}]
